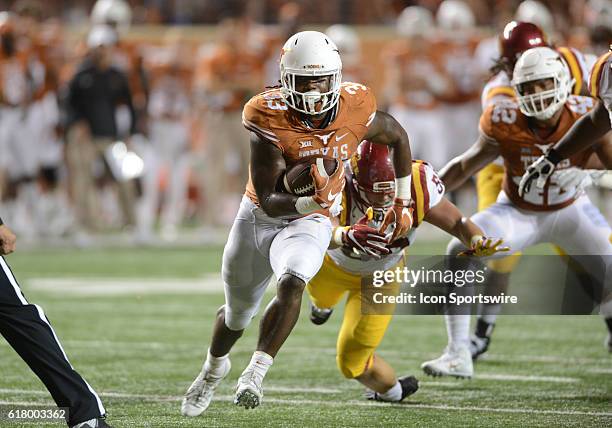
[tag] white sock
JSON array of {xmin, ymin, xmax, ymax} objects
[
  {"xmin": 246, "ymin": 350, "xmax": 274, "ymax": 378},
  {"xmin": 204, "ymin": 348, "xmax": 229, "ymax": 373},
  {"xmin": 480, "ymin": 303, "xmax": 502, "ymax": 324},
  {"xmin": 600, "ymin": 299, "xmax": 612, "ymax": 318},
  {"xmin": 445, "ymin": 315, "xmax": 470, "ymax": 350},
  {"xmin": 378, "ymin": 381, "xmax": 402, "ymax": 402}
]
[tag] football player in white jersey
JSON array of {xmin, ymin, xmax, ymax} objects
[
  {"xmin": 423, "ymin": 47, "xmax": 612, "ymax": 379},
  {"xmin": 307, "ymin": 141, "xmax": 507, "ymax": 402}
]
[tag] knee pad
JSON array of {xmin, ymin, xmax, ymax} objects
[
  {"xmin": 224, "ymin": 305, "xmax": 256, "ymax": 331},
  {"xmin": 336, "ymin": 352, "xmax": 372, "ymax": 379},
  {"xmin": 487, "ymin": 253, "xmax": 521, "ymax": 274}
]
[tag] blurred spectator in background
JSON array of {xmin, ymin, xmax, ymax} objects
[
  {"xmin": 325, "ymin": 24, "xmax": 366, "ymax": 83},
  {"xmin": 194, "ymin": 15, "xmax": 265, "ymax": 225},
  {"xmin": 263, "ymin": 1, "xmax": 302, "ymax": 87},
  {"xmin": 137, "ymin": 32, "xmax": 193, "ymax": 241},
  {"xmin": 91, "ymin": 0, "xmax": 149, "ymax": 135},
  {"xmin": 64, "ymin": 25, "xmax": 138, "ymax": 232},
  {"xmin": 384, "ymin": 6, "xmax": 451, "ymax": 169},
  {"xmin": 0, "ymin": 11, "xmax": 40, "ymax": 238},
  {"xmin": 435, "ymin": 0, "xmax": 483, "ymax": 161}
]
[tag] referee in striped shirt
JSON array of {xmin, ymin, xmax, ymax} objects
[{"xmin": 0, "ymin": 217, "xmax": 111, "ymax": 428}]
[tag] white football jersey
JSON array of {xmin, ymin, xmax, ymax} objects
[{"xmin": 327, "ymin": 161, "xmax": 445, "ymax": 275}]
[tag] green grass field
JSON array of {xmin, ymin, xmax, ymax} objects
[{"xmin": 0, "ymin": 242, "xmax": 610, "ymax": 427}]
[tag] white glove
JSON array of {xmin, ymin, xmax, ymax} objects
[
  {"xmin": 518, "ymin": 154, "xmax": 557, "ymax": 197},
  {"xmin": 555, "ymin": 168, "xmax": 607, "ymax": 191}
]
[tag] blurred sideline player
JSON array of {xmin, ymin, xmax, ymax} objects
[
  {"xmin": 422, "ymin": 47, "xmax": 612, "ymax": 378},
  {"xmin": 181, "ymin": 31, "xmax": 414, "ymax": 414},
  {"xmin": 325, "ymin": 25, "xmax": 365, "ymax": 83},
  {"xmin": 470, "ymin": 20, "xmax": 594, "ymax": 359},
  {"xmin": 435, "ymin": 0, "xmax": 483, "ymax": 162},
  {"xmin": 307, "ymin": 142, "xmax": 506, "ymax": 402},
  {"xmin": 193, "ymin": 17, "xmax": 265, "ymax": 225},
  {"xmin": 90, "ymin": 0, "xmax": 148, "ymax": 134},
  {"xmin": 384, "ymin": 6, "xmax": 451, "ymax": 169},
  {"xmin": 137, "ymin": 40, "xmax": 192, "ymax": 241}
]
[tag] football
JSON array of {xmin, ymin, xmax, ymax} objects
[{"xmin": 282, "ymin": 157, "xmax": 340, "ymax": 196}]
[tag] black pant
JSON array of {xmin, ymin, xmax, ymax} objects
[{"xmin": 0, "ymin": 256, "xmax": 105, "ymax": 426}]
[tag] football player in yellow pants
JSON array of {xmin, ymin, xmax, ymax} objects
[{"xmin": 307, "ymin": 142, "xmax": 508, "ymax": 401}]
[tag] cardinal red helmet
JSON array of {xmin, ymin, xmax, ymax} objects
[
  {"xmin": 499, "ymin": 21, "xmax": 548, "ymax": 68},
  {"xmin": 350, "ymin": 141, "xmax": 395, "ymax": 210}
]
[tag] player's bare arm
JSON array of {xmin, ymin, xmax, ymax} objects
[
  {"xmin": 364, "ymin": 111, "xmax": 414, "ymax": 240},
  {"xmin": 424, "ymin": 198, "xmax": 482, "ymax": 248},
  {"xmin": 364, "ymin": 110, "xmax": 412, "ymax": 179},
  {"xmin": 250, "ymin": 133, "xmax": 299, "ymax": 218},
  {"xmin": 594, "ymin": 136, "xmax": 612, "ymax": 168},
  {"xmin": 438, "ymin": 135, "xmax": 500, "ymax": 192},
  {"xmin": 424, "ymin": 198, "xmax": 508, "ymax": 257}
]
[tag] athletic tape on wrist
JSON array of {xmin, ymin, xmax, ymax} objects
[
  {"xmin": 295, "ymin": 196, "xmax": 321, "ymax": 214},
  {"xmin": 395, "ymin": 175, "xmax": 412, "ymax": 200},
  {"xmin": 332, "ymin": 226, "xmax": 348, "ymax": 246}
]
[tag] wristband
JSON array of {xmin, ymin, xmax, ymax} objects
[
  {"xmin": 470, "ymin": 235, "xmax": 484, "ymax": 247},
  {"xmin": 546, "ymin": 148, "xmax": 562, "ymax": 165},
  {"xmin": 295, "ymin": 196, "xmax": 321, "ymax": 215},
  {"xmin": 332, "ymin": 226, "xmax": 349, "ymax": 246},
  {"xmin": 395, "ymin": 175, "xmax": 412, "ymax": 200}
]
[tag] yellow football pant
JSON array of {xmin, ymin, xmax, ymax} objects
[{"xmin": 307, "ymin": 255, "xmax": 400, "ymax": 379}]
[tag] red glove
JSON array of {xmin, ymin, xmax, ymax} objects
[
  {"xmin": 310, "ymin": 160, "xmax": 345, "ymax": 209},
  {"xmin": 338, "ymin": 224, "xmax": 390, "ymax": 259},
  {"xmin": 378, "ymin": 198, "xmax": 414, "ymax": 242}
]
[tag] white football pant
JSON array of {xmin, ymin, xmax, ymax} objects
[{"xmin": 222, "ymin": 196, "xmax": 332, "ymax": 330}]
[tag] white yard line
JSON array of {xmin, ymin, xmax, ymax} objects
[
  {"xmin": 25, "ymin": 275, "xmax": 225, "ymax": 296},
  {"xmin": 0, "ymin": 392, "xmax": 610, "ymax": 417},
  {"xmin": 476, "ymin": 374, "xmax": 579, "ymax": 383}
]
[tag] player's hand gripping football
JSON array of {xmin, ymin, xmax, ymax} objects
[
  {"xmin": 459, "ymin": 235, "xmax": 510, "ymax": 257},
  {"xmin": 310, "ymin": 158, "xmax": 345, "ymax": 209},
  {"xmin": 378, "ymin": 198, "xmax": 414, "ymax": 242},
  {"xmin": 518, "ymin": 153, "xmax": 557, "ymax": 197}
]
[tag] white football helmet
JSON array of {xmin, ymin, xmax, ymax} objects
[
  {"xmin": 91, "ymin": 0, "xmax": 132, "ymax": 35},
  {"xmin": 511, "ymin": 47, "xmax": 573, "ymax": 120},
  {"xmin": 515, "ymin": 1, "xmax": 554, "ymax": 35},
  {"xmin": 396, "ymin": 6, "xmax": 435, "ymax": 37},
  {"xmin": 280, "ymin": 31, "xmax": 342, "ymax": 115},
  {"xmin": 436, "ymin": 0, "xmax": 475, "ymax": 30},
  {"xmin": 325, "ymin": 25, "xmax": 360, "ymax": 64}
]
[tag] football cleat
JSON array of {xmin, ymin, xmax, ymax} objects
[
  {"xmin": 365, "ymin": 375, "xmax": 419, "ymax": 402},
  {"xmin": 234, "ymin": 366, "xmax": 264, "ymax": 409},
  {"xmin": 606, "ymin": 333, "xmax": 612, "ymax": 353},
  {"xmin": 309, "ymin": 302, "xmax": 333, "ymax": 325},
  {"xmin": 470, "ymin": 335, "xmax": 491, "ymax": 361},
  {"xmin": 421, "ymin": 346, "xmax": 473, "ymax": 379},
  {"xmin": 181, "ymin": 357, "xmax": 231, "ymax": 417},
  {"xmin": 71, "ymin": 418, "xmax": 112, "ymax": 428}
]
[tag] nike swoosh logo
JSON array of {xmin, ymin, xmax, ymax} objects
[
  {"xmin": 328, "ymin": 191, "xmax": 339, "ymax": 201},
  {"xmin": 335, "ymin": 132, "xmax": 349, "ymax": 141}
]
